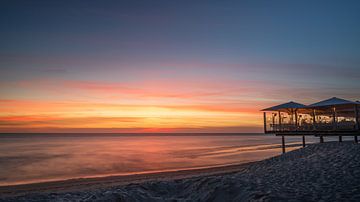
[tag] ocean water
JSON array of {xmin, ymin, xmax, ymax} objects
[{"xmin": 0, "ymin": 133, "xmax": 329, "ymax": 186}]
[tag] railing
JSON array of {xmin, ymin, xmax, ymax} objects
[
  {"xmin": 266, "ymin": 121, "xmax": 357, "ymax": 133},
  {"xmin": 263, "ymin": 111, "xmax": 359, "ymax": 134}
]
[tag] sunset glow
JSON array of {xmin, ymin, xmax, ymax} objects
[
  {"xmin": 0, "ymin": 78, "xmax": 265, "ymax": 132},
  {"xmin": 1, "ymin": 1, "xmax": 359, "ymax": 133}
]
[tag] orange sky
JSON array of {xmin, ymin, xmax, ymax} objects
[
  {"xmin": 1, "ymin": 1, "xmax": 360, "ymax": 133},
  {"xmin": 1, "ymin": 74, "xmax": 358, "ymax": 133},
  {"xmin": 0, "ymin": 78, "xmax": 274, "ymax": 133}
]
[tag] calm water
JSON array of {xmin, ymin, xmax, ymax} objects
[{"xmin": 0, "ymin": 133, "xmax": 325, "ymax": 186}]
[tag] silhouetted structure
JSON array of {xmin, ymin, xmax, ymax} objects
[{"xmin": 262, "ymin": 97, "xmax": 360, "ymax": 153}]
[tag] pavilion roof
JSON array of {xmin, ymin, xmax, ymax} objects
[
  {"xmin": 262, "ymin": 101, "xmax": 307, "ymax": 111},
  {"xmin": 307, "ymin": 97, "xmax": 358, "ymax": 108}
]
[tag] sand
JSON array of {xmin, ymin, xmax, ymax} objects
[{"xmin": 1, "ymin": 141, "xmax": 360, "ymax": 201}]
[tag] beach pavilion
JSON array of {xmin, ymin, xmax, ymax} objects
[{"xmin": 262, "ymin": 97, "xmax": 360, "ymax": 153}]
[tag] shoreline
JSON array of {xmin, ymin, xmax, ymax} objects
[
  {"xmin": 0, "ymin": 142, "xmax": 304, "ymax": 196},
  {"xmin": 0, "ymin": 161, "xmax": 256, "ymax": 197},
  {"xmin": 2, "ymin": 141, "xmax": 359, "ymax": 201},
  {"xmin": 0, "ymin": 141, "xmax": 304, "ymax": 193}
]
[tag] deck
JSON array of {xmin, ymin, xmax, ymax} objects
[{"xmin": 262, "ymin": 97, "xmax": 359, "ymax": 153}]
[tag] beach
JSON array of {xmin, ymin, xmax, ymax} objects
[
  {"xmin": 0, "ymin": 134, "xmax": 306, "ymax": 186},
  {"xmin": 2, "ymin": 0, "xmax": 360, "ymax": 201},
  {"xmin": 1, "ymin": 141, "xmax": 359, "ymax": 201}
]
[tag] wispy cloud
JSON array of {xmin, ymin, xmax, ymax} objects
[{"xmin": 1, "ymin": 59, "xmax": 359, "ymax": 133}]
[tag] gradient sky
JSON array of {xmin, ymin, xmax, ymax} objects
[{"xmin": 1, "ymin": 0, "xmax": 360, "ymax": 133}]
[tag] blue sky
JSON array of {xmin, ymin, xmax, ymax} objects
[{"xmin": 1, "ymin": 0, "xmax": 359, "ymax": 132}]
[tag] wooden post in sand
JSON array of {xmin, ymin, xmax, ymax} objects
[
  {"xmin": 281, "ymin": 136, "xmax": 286, "ymax": 153},
  {"xmin": 302, "ymin": 136, "xmax": 306, "ymax": 147},
  {"xmin": 339, "ymin": 136, "xmax": 342, "ymax": 142},
  {"xmin": 355, "ymin": 105, "xmax": 359, "ymax": 144},
  {"xmin": 320, "ymin": 136, "xmax": 324, "ymax": 143}
]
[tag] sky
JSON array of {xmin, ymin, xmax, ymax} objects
[{"xmin": 1, "ymin": 0, "xmax": 360, "ymax": 133}]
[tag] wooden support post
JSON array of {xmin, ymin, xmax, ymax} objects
[
  {"xmin": 333, "ymin": 107, "xmax": 337, "ymax": 130},
  {"xmin": 263, "ymin": 112, "xmax": 267, "ymax": 133},
  {"xmin": 312, "ymin": 109, "xmax": 316, "ymax": 130},
  {"xmin": 355, "ymin": 136, "xmax": 358, "ymax": 143},
  {"xmin": 339, "ymin": 136, "xmax": 342, "ymax": 142},
  {"xmin": 295, "ymin": 110, "xmax": 298, "ymax": 131},
  {"xmin": 320, "ymin": 136, "xmax": 324, "ymax": 143},
  {"xmin": 278, "ymin": 111, "xmax": 282, "ymax": 131},
  {"xmin": 282, "ymin": 136, "xmax": 286, "ymax": 153},
  {"xmin": 272, "ymin": 113, "xmax": 275, "ymax": 131},
  {"xmin": 355, "ymin": 105, "xmax": 359, "ymax": 131},
  {"xmin": 302, "ymin": 136, "xmax": 306, "ymax": 147}
]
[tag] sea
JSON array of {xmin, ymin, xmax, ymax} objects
[{"xmin": 0, "ymin": 133, "xmax": 344, "ymax": 186}]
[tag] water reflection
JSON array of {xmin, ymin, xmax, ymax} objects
[{"xmin": 0, "ymin": 134, "xmax": 344, "ymax": 186}]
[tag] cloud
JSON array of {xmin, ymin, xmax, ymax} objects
[
  {"xmin": 7, "ymin": 78, "xmax": 273, "ymax": 102},
  {"xmin": 0, "ymin": 126, "xmax": 263, "ymax": 133},
  {"xmin": 0, "ymin": 98, "xmax": 263, "ymax": 132}
]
